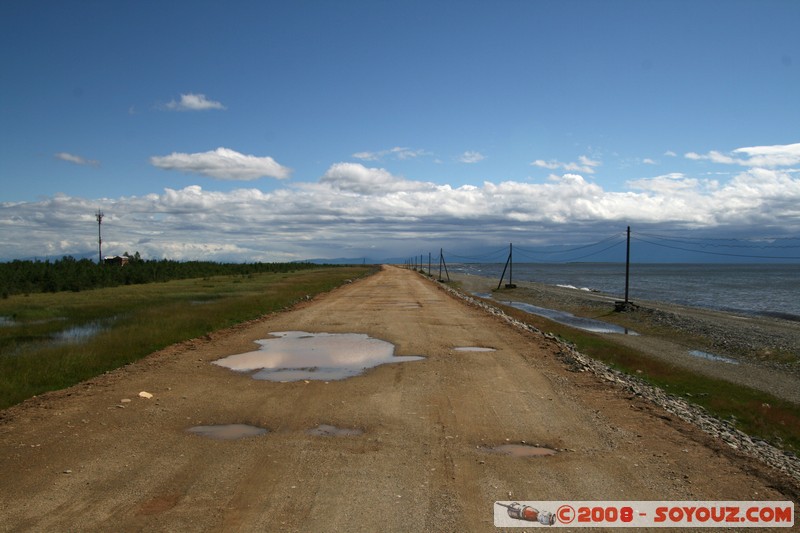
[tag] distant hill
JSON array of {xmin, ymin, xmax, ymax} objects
[{"xmin": 298, "ymin": 257, "xmax": 382, "ymax": 265}]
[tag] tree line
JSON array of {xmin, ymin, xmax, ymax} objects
[{"xmin": 0, "ymin": 254, "xmax": 328, "ymax": 297}]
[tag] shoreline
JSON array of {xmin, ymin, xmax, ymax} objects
[
  {"xmin": 438, "ymin": 272, "xmax": 800, "ymax": 485},
  {"xmin": 447, "ymin": 262, "xmax": 800, "ymax": 322},
  {"xmin": 448, "ymin": 272, "xmax": 800, "ymax": 404}
]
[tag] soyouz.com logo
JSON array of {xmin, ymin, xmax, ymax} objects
[{"xmin": 494, "ymin": 501, "xmax": 794, "ymax": 528}]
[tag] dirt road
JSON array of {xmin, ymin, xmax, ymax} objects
[{"xmin": 0, "ymin": 266, "xmax": 794, "ymax": 531}]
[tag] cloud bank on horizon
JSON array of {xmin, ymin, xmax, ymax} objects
[
  {"xmin": 3, "ymin": 141, "xmax": 799, "ymax": 262},
  {"xmin": 2, "ymin": 1, "xmax": 799, "ymax": 263}
]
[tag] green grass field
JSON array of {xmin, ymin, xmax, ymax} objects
[{"xmin": 0, "ymin": 266, "xmax": 376, "ymax": 409}]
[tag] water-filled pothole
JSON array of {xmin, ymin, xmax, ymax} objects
[
  {"xmin": 306, "ymin": 424, "xmax": 364, "ymax": 437},
  {"xmin": 213, "ymin": 331, "xmax": 424, "ymax": 382},
  {"xmin": 186, "ymin": 424, "xmax": 268, "ymax": 440},
  {"xmin": 453, "ymin": 346, "xmax": 496, "ymax": 352},
  {"xmin": 484, "ymin": 444, "xmax": 557, "ymax": 457}
]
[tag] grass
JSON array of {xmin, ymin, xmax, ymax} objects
[
  {"xmin": 474, "ymin": 292, "xmax": 800, "ymax": 455},
  {"xmin": 0, "ymin": 266, "xmax": 376, "ymax": 409}
]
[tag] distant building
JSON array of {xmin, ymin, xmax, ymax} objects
[{"xmin": 104, "ymin": 255, "xmax": 129, "ymax": 266}]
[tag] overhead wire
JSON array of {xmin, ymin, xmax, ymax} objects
[
  {"xmin": 514, "ymin": 232, "xmax": 626, "ymax": 256},
  {"xmin": 631, "ymin": 235, "xmax": 800, "ymax": 260},
  {"xmin": 636, "ymin": 232, "xmax": 800, "ymax": 250},
  {"xmin": 445, "ymin": 245, "xmax": 510, "ymax": 263},
  {"xmin": 433, "ymin": 230, "xmax": 800, "ymax": 265}
]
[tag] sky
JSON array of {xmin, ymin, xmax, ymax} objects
[{"xmin": 1, "ymin": 0, "xmax": 800, "ymax": 263}]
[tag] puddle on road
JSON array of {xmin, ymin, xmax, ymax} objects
[
  {"xmin": 213, "ymin": 331, "xmax": 424, "ymax": 382},
  {"xmin": 453, "ymin": 346, "xmax": 496, "ymax": 352},
  {"xmin": 484, "ymin": 444, "xmax": 557, "ymax": 457},
  {"xmin": 307, "ymin": 424, "xmax": 364, "ymax": 437},
  {"xmin": 186, "ymin": 424, "xmax": 268, "ymax": 440},
  {"xmin": 688, "ymin": 349, "xmax": 740, "ymax": 364}
]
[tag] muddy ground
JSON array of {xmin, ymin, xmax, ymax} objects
[{"xmin": 0, "ymin": 266, "xmax": 796, "ymax": 532}]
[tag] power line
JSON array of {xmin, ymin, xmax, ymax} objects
[
  {"xmin": 445, "ymin": 246, "xmax": 509, "ymax": 262},
  {"xmin": 514, "ymin": 232, "xmax": 626, "ymax": 256},
  {"xmin": 636, "ymin": 232, "xmax": 800, "ymax": 249},
  {"xmin": 631, "ymin": 235, "xmax": 800, "ymax": 259}
]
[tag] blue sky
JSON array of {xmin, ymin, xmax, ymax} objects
[{"xmin": 2, "ymin": 0, "xmax": 799, "ymax": 262}]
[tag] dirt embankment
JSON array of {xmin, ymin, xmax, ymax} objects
[{"xmin": 0, "ymin": 266, "xmax": 797, "ymax": 532}]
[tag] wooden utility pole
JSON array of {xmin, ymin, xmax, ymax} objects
[
  {"xmin": 615, "ymin": 226, "xmax": 636, "ymax": 311},
  {"xmin": 497, "ymin": 242, "xmax": 517, "ymax": 289},
  {"xmin": 624, "ymin": 225, "xmax": 631, "ymax": 304},
  {"xmin": 96, "ymin": 210, "xmax": 104, "ymax": 264},
  {"xmin": 438, "ymin": 248, "xmax": 450, "ymax": 282}
]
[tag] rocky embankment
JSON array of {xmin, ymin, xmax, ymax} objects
[{"xmin": 436, "ymin": 278, "xmax": 800, "ymax": 487}]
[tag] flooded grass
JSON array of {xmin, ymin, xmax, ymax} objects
[
  {"xmin": 483, "ymin": 295, "xmax": 638, "ymax": 335},
  {"xmin": 688, "ymin": 349, "xmax": 739, "ymax": 364},
  {"xmin": 0, "ymin": 266, "xmax": 376, "ymax": 409}
]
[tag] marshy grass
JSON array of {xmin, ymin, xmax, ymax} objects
[{"xmin": 0, "ymin": 266, "xmax": 375, "ymax": 409}]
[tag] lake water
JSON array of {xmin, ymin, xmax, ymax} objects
[{"xmin": 450, "ymin": 263, "xmax": 800, "ymax": 320}]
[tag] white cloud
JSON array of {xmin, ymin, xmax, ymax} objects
[
  {"xmin": 458, "ymin": 151, "xmax": 485, "ymax": 164},
  {"xmin": 150, "ymin": 147, "xmax": 291, "ymax": 180},
  {"xmin": 164, "ymin": 93, "xmax": 226, "ymax": 111},
  {"xmin": 686, "ymin": 142, "xmax": 800, "ymax": 168},
  {"xmin": 732, "ymin": 142, "xmax": 800, "ymax": 167},
  {"xmin": 54, "ymin": 152, "xmax": 99, "ymax": 167},
  {"xmin": 531, "ymin": 155, "xmax": 600, "ymax": 174},
  {"xmin": 531, "ymin": 159, "xmax": 560, "ymax": 170},
  {"xmin": 3, "ymin": 164, "xmax": 800, "ymax": 262},
  {"xmin": 664, "ymin": 150, "xmax": 677, "ymax": 157},
  {"xmin": 627, "ymin": 173, "xmax": 714, "ymax": 195},
  {"xmin": 642, "ymin": 158, "xmax": 657, "ymax": 165},
  {"xmin": 319, "ymin": 162, "xmax": 432, "ymax": 194},
  {"xmin": 685, "ymin": 150, "xmax": 738, "ymax": 165},
  {"xmin": 352, "ymin": 146, "xmax": 428, "ymax": 161}
]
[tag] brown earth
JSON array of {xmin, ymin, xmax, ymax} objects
[{"xmin": 0, "ymin": 265, "xmax": 796, "ymax": 532}]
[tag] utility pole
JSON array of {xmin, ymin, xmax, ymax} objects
[
  {"xmin": 615, "ymin": 226, "xmax": 635, "ymax": 311},
  {"xmin": 438, "ymin": 248, "xmax": 450, "ymax": 282},
  {"xmin": 624, "ymin": 225, "xmax": 631, "ymax": 304},
  {"xmin": 497, "ymin": 242, "xmax": 517, "ymax": 289},
  {"xmin": 96, "ymin": 210, "xmax": 104, "ymax": 264}
]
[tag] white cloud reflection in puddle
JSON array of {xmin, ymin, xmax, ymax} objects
[{"xmin": 213, "ymin": 331, "xmax": 423, "ymax": 382}]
